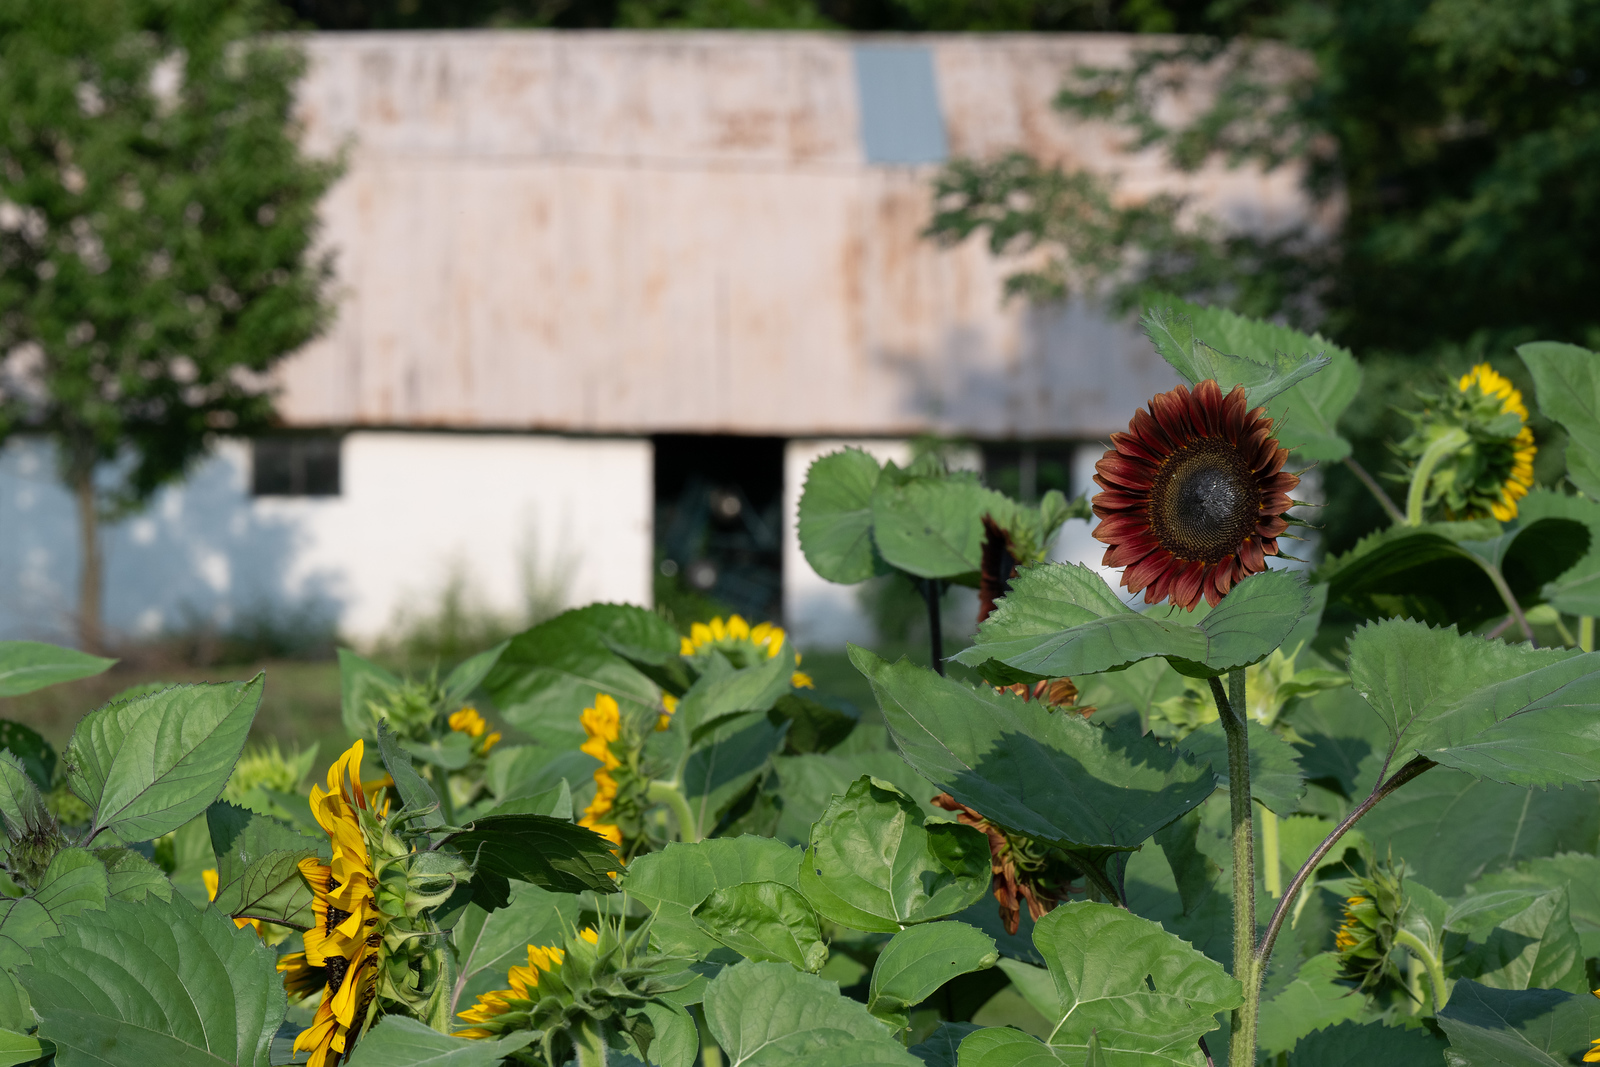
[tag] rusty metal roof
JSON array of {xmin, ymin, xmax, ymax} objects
[{"xmin": 276, "ymin": 31, "xmax": 1318, "ymax": 439}]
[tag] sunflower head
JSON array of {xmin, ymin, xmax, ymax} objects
[
  {"xmin": 680, "ymin": 615, "xmax": 812, "ymax": 688},
  {"xmin": 1093, "ymin": 380, "xmax": 1300, "ymax": 611},
  {"xmin": 448, "ymin": 707, "xmax": 501, "ymax": 755},
  {"xmin": 1397, "ymin": 363, "xmax": 1537, "ymax": 522},
  {"xmin": 1331, "ymin": 859, "xmax": 1415, "ymax": 997}
]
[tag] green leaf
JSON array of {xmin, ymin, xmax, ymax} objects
[
  {"xmin": 682, "ymin": 711, "xmax": 788, "ymax": 839},
  {"xmin": 800, "ymin": 449, "xmax": 885, "ymax": 584},
  {"xmin": 768, "ymin": 750, "xmax": 939, "ymax": 845},
  {"xmin": 702, "ymin": 961, "xmax": 921, "ymax": 1067},
  {"xmin": 1359, "ymin": 767, "xmax": 1599, "ymax": 894},
  {"xmin": 377, "ymin": 719, "xmax": 445, "ymax": 829},
  {"xmin": 33, "ymin": 847, "xmax": 109, "ymax": 922},
  {"xmin": 770, "ymin": 693, "xmax": 860, "ymax": 755},
  {"xmin": 96, "ymin": 847, "xmax": 172, "ymax": 902},
  {"xmin": 485, "ymin": 605, "xmax": 666, "ymax": 746},
  {"xmin": 205, "ymin": 801, "xmax": 322, "ymax": 929},
  {"xmin": 446, "ymin": 813, "xmax": 621, "ymax": 894},
  {"xmin": 1437, "ymin": 980, "xmax": 1600, "ymax": 1066},
  {"xmin": 622, "ymin": 836, "xmax": 802, "ymax": 958},
  {"xmin": 960, "ymin": 901, "xmax": 1240, "ymax": 1066},
  {"xmin": 954, "ymin": 565, "xmax": 1312, "ymax": 681},
  {"xmin": 1519, "ymin": 342, "xmax": 1600, "ymax": 499},
  {"xmin": 853, "ymin": 648, "xmax": 1214, "ymax": 854},
  {"xmin": 679, "ymin": 652, "xmax": 793, "ymax": 740},
  {"xmin": 1141, "ymin": 303, "xmax": 1331, "ymax": 408},
  {"xmin": 1286, "ymin": 1021, "xmax": 1447, "ymax": 1066},
  {"xmin": 0, "ymin": 751, "xmax": 50, "ymax": 842},
  {"xmin": 1256, "ymin": 953, "xmax": 1368, "ymax": 1056},
  {"xmin": 910, "ymin": 1023, "xmax": 982, "ymax": 1067},
  {"xmin": 1472, "ymin": 853, "xmax": 1600, "ymax": 957},
  {"xmin": 0, "ymin": 1028, "xmax": 50, "ymax": 1067},
  {"xmin": 0, "ymin": 720, "xmax": 55, "ymax": 792},
  {"xmin": 338, "ymin": 647, "xmax": 402, "ymax": 740},
  {"xmin": 1445, "ymin": 887, "xmax": 1586, "ymax": 993},
  {"xmin": 1315, "ymin": 518, "xmax": 1590, "ymax": 630},
  {"xmin": 1347, "ymin": 618, "xmax": 1600, "ymax": 787},
  {"xmin": 402, "ymin": 731, "xmax": 476, "ymax": 772},
  {"xmin": 17, "ymin": 894, "xmax": 284, "ymax": 1067},
  {"xmin": 67, "ymin": 676, "xmax": 263, "ymax": 846},
  {"xmin": 0, "ymin": 641, "xmax": 115, "ymax": 697},
  {"xmin": 868, "ymin": 921, "xmax": 998, "ymax": 1027},
  {"xmin": 872, "ymin": 474, "xmax": 1002, "ymax": 581},
  {"xmin": 441, "ymin": 640, "xmax": 509, "ymax": 707},
  {"xmin": 1519, "ymin": 489, "xmax": 1600, "ymax": 614},
  {"xmin": 1175, "ymin": 720, "xmax": 1305, "ymax": 815},
  {"xmin": 693, "ymin": 880, "xmax": 828, "ymax": 971},
  {"xmin": 641, "ymin": 998, "xmax": 701, "ymax": 1067},
  {"xmin": 798, "ymin": 776, "xmax": 990, "ymax": 933},
  {"xmin": 453, "ymin": 880, "xmax": 581, "ymax": 1006},
  {"xmin": 344, "ymin": 1015, "xmax": 535, "ymax": 1066}
]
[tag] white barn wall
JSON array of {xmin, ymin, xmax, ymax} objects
[{"xmin": 0, "ymin": 434, "xmax": 651, "ymax": 645}]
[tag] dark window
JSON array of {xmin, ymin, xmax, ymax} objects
[
  {"xmin": 981, "ymin": 442, "xmax": 1077, "ymax": 503},
  {"xmin": 654, "ymin": 435, "xmax": 784, "ymax": 622},
  {"xmin": 252, "ymin": 436, "xmax": 341, "ymax": 496}
]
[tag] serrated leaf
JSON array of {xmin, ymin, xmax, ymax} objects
[
  {"xmin": 67, "ymin": 677, "xmax": 263, "ymax": 846},
  {"xmin": 868, "ymin": 921, "xmax": 997, "ymax": 1026},
  {"xmin": 799, "ymin": 449, "xmax": 885, "ymax": 585},
  {"xmin": 959, "ymin": 901, "xmax": 1240, "ymax": 1067},
  {"xmin": 206, "ymin": 802, "xmax": 322, "ymax": 929},
  {"xmin": 18, "ymin": 894, "xmax": 284, "ymax": 1067},
  {"xmin": 484, "ymin": 605, "xmax": 666, "ymax": 748},
  {"xmin": 344, "ymin": 1015, "xmax": 535, "ymax": 1066},
  {"xmin": 0, "ymin": 642, "xmax": 115, "ymax": 697},
  {"xmin": 1175, "ymin": 720, "xmax": 1305, "ymax": 815},
  {"xmin": 1360, "ymin": 767, "xmax": 1599, "ymax": 894},
  {"xmin": 377, "ymin": 719, "xmax": 445, "ymax": 829},
  {"xmin": 1446, "ymin": 887, "xmax": 1586, "ymax": 993},
  {"xmin": 622, "ymin": 836, "xmax": 802, "ymax": 958},
  {"xmin": 693, "ymin": 880, "xmax": 827, "ymax": 971},
  {"xmin": 96, "ymin": 847, "xmax": 172, "ymax": 902},
  {"xmin": 446, "ymin": 813, "xmax": 621, "ymax": 894},
  {"xmin": 1316, "ymin": 518, "xmax": 1590, "ymax": 630},
  {"xmin": 954, "ymin": 565, "xmax": 1311, "ymax": 681},
  {"xmin": 798, "ymin": 776, "xmax": 990, "ymax": 933},
  {"xmin": 1472, "ymin": 853, "xmax": 1600, "ymax": 957},
  {"xmin": 33, "ymin": 847, "xmax": 109, "ymax": 922},
  {"xmin": 337, "ymin": 647, "xmax": 403, "ymax": 741},
  {"xmin": 853, "ymin": 649, "xmax": 1214, "ymax": 855},
  {"xmin": 1347, "ymin": 618, "xmax": 1600, "ymax": 786},
  {"xmin": 1437, "ymin": 980, "xmax": 1600, "ymax": 1066},
  {"xmin": 1141, "ymin": 304, "xmax": 1331, "ymax": 408},
  {"xmin": 0, "ymin": 752, "xmax": 49, "ymax": 841},
  {"xmin": 702, "ymin": 961, "xmax": 921, "ymax": 1067},
  {"xmin": 1256, "ymin": 953, "xmax": 1368, "ymax": 1056},
  {"xmin": 1286, "ymin": 1020, "xmax": 1446, "ymax": 1066}
]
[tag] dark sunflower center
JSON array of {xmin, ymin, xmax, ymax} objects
[{"xmin": 1149, "ymin": 440, "xmax": 1261, "ymax": 562}]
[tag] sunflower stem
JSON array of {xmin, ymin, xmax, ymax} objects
[
  {"xmin": 575, "ymin": 1017, "xmax": 609, "ymax": 1067},
  {"xmin": 1342, "ymin": 456, "xmax": 1405, "ymax": 526},
  {"xmin": 693, "ymin": 1005, "xmax": 723, "ymax": 1067},
  {"xmin": 1476, "ymin": 560, "xmax": 1536, "ymax": 646},
  {"xmin": 1260, "ymin": 806, "xmax": 1281, "ymax": 898},
  {"xmin": 1582, "ymin": 616, "xmax": 1594, "ymax": 653},
  {"xmin": 1211, "ymin": 669, "xmax": 1260, "ymax": 1066},
  {"xmin": 921, "ymin": 578, "xmax": 945, "ymax": 675},
  {"xmin": 649, "ymin": 779, "xmax": 702, "ymax": 843},
  {"xmin": 1404, "ymin": 427, "xmax": 1470, "ymax": 526},
  {"xmin": 1394, "ymin": 928, "xmax": 1449, "ymax": 1013}
]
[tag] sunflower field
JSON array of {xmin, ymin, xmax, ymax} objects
[{"xmin": 5, "ymin": 300, "xmax": 1600, "ymax": 1066}]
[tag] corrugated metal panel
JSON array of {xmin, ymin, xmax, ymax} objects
[{"xmin": 277, "ymin": 32, "xmax": 1319, "ymax": 439}]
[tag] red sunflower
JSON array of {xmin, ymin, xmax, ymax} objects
[{"xmin": 1092, "ymin": 379, "xmax": 1298, "ymax": 611}]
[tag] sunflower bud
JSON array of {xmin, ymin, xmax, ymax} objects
[{"xmin": 1396, "ymin": 363, "xmax": 1536, "ymax": 522}]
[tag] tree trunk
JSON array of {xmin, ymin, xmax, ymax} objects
[{"xmin": 72, "ymin": 466, "xmax": 103, "ymax": 654}]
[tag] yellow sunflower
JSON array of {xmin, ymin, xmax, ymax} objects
[
  {"xmin": 1458, "ymin": 364, "xmax": 1537, "ymax": 521},
  {"xmin": 293, "ymin": 741, "xmax": 390, "ymax": 1067},
  {"xmin": 1399, "ymin": 363, "xmax": 1537, "ymax": 523},
  {"xmin": 679, "ymin": 615, "xmax": 813, "ymax": 688},
  {"xmin": 457, "ymin": 930, "xmax": 598, "ymax": 1039},
  {"xmin": 577, "ymin": 695, "xmax": 623, "ymax": 848},
  {"xmin": 656, "ymin": 693, "xmax": 678, "ymax": 732},
  {"xmin": 449, "ymin": 707, "xmax": 501, "ymax": 755},
  {"xmin": 277, "ymin": 951, "xmax": 328, "ymax": 1000}
]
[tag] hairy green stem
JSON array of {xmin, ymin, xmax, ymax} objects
[
  {"xmin": 649, "ymin": 780, "xmax": 702, "ymax": 843},
  {"xmin": 575, "ymin": 1017, "xmax": 608, "ymax": 1067},
  {"xmin": 1476, "ymin": 560, "xmax": 1535, "ymax": 645},
  {"xmin": 1211, "ymin": 670, "xmax": 1259, "ymax": 1064},
  {"xmin": 1343, "ymin": 456, "xmax": 1406, "ymax": 526},
  {"xmin": 1404, "ymin": 428, "xmax": 1469, "ymax": 526},
  {"xmin": 1394, "ymin": 929, "xmax": 1449, "ymax": 1013}
]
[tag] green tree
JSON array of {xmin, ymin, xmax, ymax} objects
[{"xmin": 0, "ymin": 0, "xmax": 339, "ymax": 650}]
